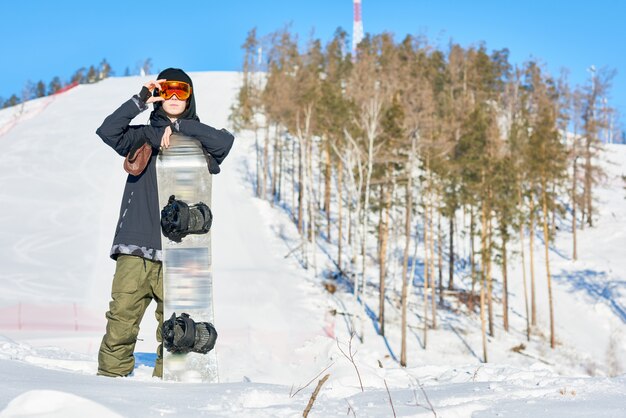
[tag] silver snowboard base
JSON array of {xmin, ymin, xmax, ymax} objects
[{"xmin": 157, "ymin": 133, "xmax": 218, "ymax": 382}]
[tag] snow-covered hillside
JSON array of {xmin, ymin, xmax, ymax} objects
[{"xmin": 0, "ymin": 73, "xmax": 624, "ymax": 417}]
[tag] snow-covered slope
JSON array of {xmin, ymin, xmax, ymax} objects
[{"xmin": 0, "ymin": 73, "xmax": 624, "ymax": 417}]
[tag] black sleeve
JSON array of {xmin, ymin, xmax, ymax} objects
[
  {"xmin": 176, "ymin": 120, "xmax": 235, "ymax": 165},
  {"xmin": 95, "ymin": 97, "xmax": 160, "ymax": 156}
]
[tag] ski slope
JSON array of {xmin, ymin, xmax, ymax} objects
[{"xmin": 0, "ymin": 73, "xmax": 624, "ymax": 417}]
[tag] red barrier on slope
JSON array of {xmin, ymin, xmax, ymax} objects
[
  {"xmin": 0, "ymin": 303, "xmax": 103, "ymax": 331},
  {"xmin": 53, "ymin": 81, "xmax": 80, "ymax": 95}
]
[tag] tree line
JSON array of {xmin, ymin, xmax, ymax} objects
[
  {"xmin": 0, "ymin": 58, "xmax": 155, "ymax": 109},
  {"xmin": 231, "ymin": 27, "xmax": 617, "ymax": 365}
]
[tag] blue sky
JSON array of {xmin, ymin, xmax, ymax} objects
[{"xmin": 2, "ymin": 1, "xmax": 625, "ymax": 130}]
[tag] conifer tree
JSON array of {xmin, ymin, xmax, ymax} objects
[
  {"xmin": 4, "ymin": 95, "xmax": 20, "ymax": 108},
  {"xmin": 48, "ymin": 77, "xmax": 62, "ymax": 95},
  {"xmin": 70, "ymin": 68, "xmax": 86, "ymax": 84},
  {"xmin": 36, "ymin": 81, "xmax": 46, "ymax": 98},
  {"xmin": 87, "ymin": 66, "xmax": 98, "ymax": 83},
  {"xmin": 525, "ymin": 62, "xmax": 567, "ymax": 348},
  {"xmin": 231, "ymin": 28, "xmax": 265, "ymax": 199},
  {"xmin": 570, "ymin": 87, "xmax": 585, "ymax": 260},
  {"xmin": 99, "ymin": 59, "xmax": 112, "ymax": 79},
  {"xmin": 317, "ymin": 29, "xmax": 353, "ymax": 270},
  {"xmin": 580, "ymin": 67, "xmax": 614, "ymax": 227}
]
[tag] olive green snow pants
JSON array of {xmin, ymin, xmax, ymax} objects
[{"xmin": 98, "ymin": 255, "xmax": 163, "ymax": 378}]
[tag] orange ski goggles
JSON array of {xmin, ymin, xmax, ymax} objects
[{"xmin": 157, "ymin": 81, "xmax": 192, "ymax": 100}]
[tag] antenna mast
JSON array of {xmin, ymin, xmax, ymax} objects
[{"xmin": 352, "ymin": 0, "xmax": 364, "ymax": 58}]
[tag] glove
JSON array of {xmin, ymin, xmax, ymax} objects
[
  {"xmin": 137, "ymin": 86, "xmax": 151, "ymax": 104},
  {"xmin": 203, "ymin": 150, "xmax": 221, "ymax": 174}
]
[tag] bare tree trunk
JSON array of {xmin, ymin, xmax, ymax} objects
[
  {"xmin": 584, "ymin": 138, "xmax": 593, "ymax": 227},
  {"xmin": 297, "ymin": 107, "xmax": 314, "ymax": 269},
  {"xmin": 298, "ymin": 135, "xmax": 304, "ymax": 234},
  {"xmin": 480, "ymin": 199, "xmax": 488, "ymax": 363},
  {"xmin": 300, "ymin": 143, "xmax": 308, "ymax": 268},
  {"xmin": 317, "ymin": 145, "xmax": 324, "ymax": 212},
  {"xmin": 520, "ymin": 219, "xmax": 530, "ymax": 341},
  {"xmin": 337, "ymin": 161, "xmax": 344, "ymax": 271},
  {"xmin": 338, "ymin": 132, "xmax": 365, "ymax": 340},
  {"xmin": 262, "ymin": 122, "xmax": 269, "ymax": 200},
  {"xmin": 469, "ymin": 206, "xmax": 476, "ymax": 312},
  {"xmin": 270, "ymin": 125, "xmax": 276, "ymax": 206},
  {"xmin": 529, "ymin": 188, "xmax": 537, "ymax": 326},
  {"xmin": 572, "ymin": 156, "xmax": 578, "ymax": 260},
  {"xmin": 518, "ymin": 181, "xmax": 530, "ymax": 340},
  {"xmin": 580, "ymin": 194, "xmax": 586, "ymax": 230},
  {"xmin": 291, "ymin": 138, "xmax": 296, "ymax": 223},
  {"xmin": 361, "ymin": 124, "xmax": 376, "ymax": 300},
  {"xmin": 502, "ymin": 232, "xmax": 509, "ymax": 332},
  {"xmin": 271, "ymin": 123, "xmax": 278, "ymax": 205},
  {"xmin": 429, "ymin": 181, "xmax": 437, "ymax": 329},
  {"xmin": 378, "ymin": 182, "xmax": 391, "ymax": 336},
  {"xmin": 307, "ymin": 124, "xmax": 314, "ymax": 244},
  {"xmin": 423, "ymin": 192, "xmax": 430, "ymax": 346},
  {"xmin": 255, "ymin": 126, "xmax": 261, "ymax": 198},
  {"xmin": 390, "ymin": 181, "xmax": 400, "ymax": 294},
  {"xmin": 277, "ymin": 126, "xmax": 284, "ymax": 202},
  {"xmin": 542, "ymin": 178, "xmax": 556, "ymax": 348},
  {"xmin": 550, "ymin": 182, "xmax": 557, "ymax": 237},
  {"xmin": 401, "ymin": 138, "xmax": 416, "ymax": 366},
  {"xmin": 324, "ymin": 139, "xmax": 332, "ymax": 242},
  {"xmin": 377, "ymin": 185, "xmax": 383, "ymax": 259},
  {"xmin": 448, "ymin": 215, "xmax": 454, "ymax": 290},
  {"xmin": 348, "ymin": 197, "xmax": 353, "ymax": 262},
  {"xmin": 438, "ymin": 212, "xmax": 444, "ymax": 305},
  {"xmin": 401, "ymin": 180, "xmax": 413, "ymax": 365},
  {"xmin": 486, "ymin": 197, "xmax": 494, "ymax": 338},
  {"xmin": 306, "ymin": 112, "xmax": 317, "ymax": 275}
]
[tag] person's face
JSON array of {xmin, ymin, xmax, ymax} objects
[{"xmin": 162, "ymin": 95, "xmax": 187, "ymax": 117}]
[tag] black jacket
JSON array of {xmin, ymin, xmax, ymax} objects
[{"xmin": 96, "ymin": 96, "xmax": 234, "ymax": 260}]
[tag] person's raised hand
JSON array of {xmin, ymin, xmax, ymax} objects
[
  {"xmin": 144, "ymin": 79, "xmax": 166, "ymax": 104},
  {"xmin": 160, "ymin": 125, "xmax": 172, "ymax": 150}
]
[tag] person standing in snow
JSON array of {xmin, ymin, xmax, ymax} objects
[{"xmin": 95, "ymin": 68, "xmax": 234, "ymax": 378}]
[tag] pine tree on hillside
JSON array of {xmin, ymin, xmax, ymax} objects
[
  {"xmin": 317, "ymin": 28, "xmax": 353, "ymax": 269},
  {"xmin": 3, "ymin": 94, "xmax": 20, "ymax": 108},
  {"xmin": 231, "ymin": 28, "xmax": 266, "ymax": 200},
  {"xmin": 87, "ymin": 66, "xmax": 98, "ymax": 83},
  {"xmin": 36, "ymin": 81, "xmax": 46, "ymax": 98},
  {"xmin": 48, "ymin": 77, "xmax": 62, "ymax": 94},
  {"xmin": 581, "ymin": 67, "xmax": 614, "ymax": 227},
  {"xmin": 99, "ymin": 59, "xmax": 112, "ymax": 79},
  {"xmin": 570, "ymin": 87, "xmax": 585, "ymax": 260}
]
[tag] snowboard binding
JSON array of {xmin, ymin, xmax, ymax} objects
[
  {"xmin": 162, "ymin": 312, "xmax": 218, "ymax": 355},
  {"xmin": 161, "ymin": 195, "xmax": 213, "ymax": 242}
]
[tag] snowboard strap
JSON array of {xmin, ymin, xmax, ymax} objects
[
  {"xmin": 162, "ymin": 312, "xmax": 196, "ymax": 354},
  {"xmin": 162, "ymin": 312, "xmax": 218, "ymax": 355},
  {"xmin": 193, "ymin": 322, "xmax": 218, "ymax": 354},
  {"xmin": 161, "ymin": 195, "xmax": 212, "ymax": 242}
]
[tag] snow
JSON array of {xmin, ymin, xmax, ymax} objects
[{"xmin": 0, "ymin": 72, "xmax": 624, "ymax": 417}]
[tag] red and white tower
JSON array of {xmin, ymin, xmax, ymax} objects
[{"xmin": 352, "ymin": 0, "xmax": 364, "ymax": 57}]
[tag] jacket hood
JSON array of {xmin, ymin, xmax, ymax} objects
[{"xmin": 150, "ymin": 68, "xmax": 200, "ymax": 127}]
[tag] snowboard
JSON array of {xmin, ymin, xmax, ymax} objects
[{"xmin": 157, "ymin": 133, "xmax": 218, "ymax": 382}]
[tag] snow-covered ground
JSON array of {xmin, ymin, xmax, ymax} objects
[{"xmin": 0, "ymin": 73, "xmax": 624, "ymax": 417}]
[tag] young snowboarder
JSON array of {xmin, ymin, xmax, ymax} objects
[{"xmin": 95, "ymin": 68, "xmax": 234, "ymax": 378}]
